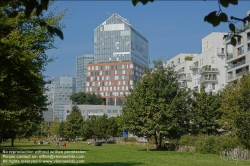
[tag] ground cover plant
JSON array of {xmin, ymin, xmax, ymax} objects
[{"xmin": 0, "ymin": 140, "xmax": 249, "ymax": 166}]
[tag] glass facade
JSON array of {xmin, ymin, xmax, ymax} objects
[
  {"xmin": 76, "ymin": 54, "xmax": 94, "ymax": 92},
  {"xmin": 44, "ymin": 76, "xmax": 76, "ymax": 122},
  {"xmin": 94, "ymin": 13, "xmax": 149, "ymax": 67}
]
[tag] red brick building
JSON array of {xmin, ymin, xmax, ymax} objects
[{"xmin": 86, "ymin": 61, "xmax": 143, "ymax": 106}]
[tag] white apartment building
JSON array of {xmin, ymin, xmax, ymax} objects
[
  {"xmin": 164, "ymin": 53, "xmax": 198, "ymax": 89},
  {"xmin": 225, "ymin": 11, "xmax": 250, "ymax": 83},
  {"xmin": 165, "ymin": 32, "xmax": 230, "ymax": 93},
  {"xmin": 191, "ymin": 32, "xmax": 230, "ymax": 93}
]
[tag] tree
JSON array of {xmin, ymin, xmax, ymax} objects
[
  {"xmin": 49, "ymin": 117, "xmax": 60, "ymax": 137},
  {"xmin": 58, "ymin": 121, "xmax": 65, "ymax": 138},
  {"xmin": 122, "ymin": 59, "xmax": 192, "ymax": 150},
  {"xmin": 132, "ymin": 0, "xmax": 247, "ymax": 46},
  {"xmin": 64, "ymin": 105, "xmax": 84, "ymax": 139},
  {"xmin": 220, "ymin": 75, "xmax": 250, "ymax": 147},
  {"xmin": 0, "ymin": 0, "xmax": 63, "ymax": 39},
  {"xmin": 0, "ymin": 4, "xmax": 68, "ymax": 146},
  {"xmin": 190, "ymin": 87, "xmax": 222, "ymax": 135},
  {"xmin": 16, "ymin": 120, "xmax": 39, "ymax": 140},
  {"xmin": 70, "ymin": 92, "xmax": 104, "ymax": 105},
  {"xmin": 107, "ymin": 117, "xmax": 121, "ymax": 139}
]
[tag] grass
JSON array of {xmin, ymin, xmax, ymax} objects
[{"xmin": 0, "ymin": 140, "xmax": 249, "ymax": 166}]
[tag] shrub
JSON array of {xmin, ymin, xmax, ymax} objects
[
  {"xmin": 179, "ymin": 135, "xmax": 198, "ymax": 146},
  {"xmin": 179, "ymin": 135, "xmax": 244, "ymax": 154},
  {"xmin": 123, "ymin": 137, "xmax": 137, "ymax": 142}
]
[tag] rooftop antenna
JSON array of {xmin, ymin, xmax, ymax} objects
[{"xmin": 107, "ymin": 12, "xmax": 112, "ymax": 16}]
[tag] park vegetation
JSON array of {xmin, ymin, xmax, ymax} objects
[
  {"xmin": 0, "ymin": 2, "xmax": 68, "ymax": 146},
  {"xmin": 121, "ymin": 59, "xmax": 250, "ymax": 153}
]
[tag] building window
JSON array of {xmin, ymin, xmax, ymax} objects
[
  {"xmin": 67, "ymin": 110, "xmax": 70, "ymax": 113},
  {"xmin": 177, "ymin": 58, "xmax": 180, "ymax": 64},
  {"xmin": 212, "ymin": 83, "xmax": 215, "ymax": 90},
  {"xmin": 211, "ymin": 57, "xmax": 215, "ymax": 64}
]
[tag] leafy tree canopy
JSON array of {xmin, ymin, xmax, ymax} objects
[
  {"xmin": 64, "ymin": 105, "xmax": 84, "ymax": 139},
  {"xmin": 122, "ymin": 59, "xmax": 192, "ymax": 150},
  {"xmin": 0, "ymin": 3, "xmax": 68, "ymax": 146},
  {"xmin": 190, "ymin": 87, "xmax": 222, "ymax": 135},
  {"xmin": 220, "ymin": 74, "xmax": 250, "ymax": 146},
  {"xmin": 70, "ymin": 92, "xmax": 104, "ymax": 105},
  {"xmin": 0, "ymin": 0, "xmax": 63, "ymax": 39}
]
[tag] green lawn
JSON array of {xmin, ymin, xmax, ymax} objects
[{"xmin": 0, "ymin": 140, "xmax": 249, "ymax": 166}]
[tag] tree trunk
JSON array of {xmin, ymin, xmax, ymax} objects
[
  {"xmin": 154, "ymin": 131, "xmax": 158, "ymax": 149},
  {"xmin": 159, "ymin": 133, "xmax": 162, "ymax": 150},
  {"xmin": 11, "ymin": 137, "xmax": 14, "ymax": 147},
  {"xmin": 147, "ymin": 137, "xmax": 149, "ymax": 151}
]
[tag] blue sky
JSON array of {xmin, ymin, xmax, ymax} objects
[{"xmin": 44, "ymin": 1, "xmax": 250, "ymax": 79}]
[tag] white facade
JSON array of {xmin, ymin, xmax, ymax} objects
[
  {"xmin": 44, "ymin": 76, "xmax": 76, "ymax": 122},
  {"xmin": 164, "ymin": 32, "xmax": 228, "ymax": 93},
  {"xmin": 225, "ymin": 11, "xmax": 250, "ymax": 83},
  {"xmin": 164, "ymin": 53, "xmax": 198, "ymax": 89},
  {"xmin": 64, "ymin": 104, "xmax": 122, "ymax": 120}
]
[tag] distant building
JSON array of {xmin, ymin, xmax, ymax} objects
[
  {"xmin": 164, "ymin": 53, "xmax": 199, "ymax": 89},
  {"xmin": 76, "ymin": 54, "xmax": 94, "ymax": 92},
  {"xmin": 86, "ymin": 13, "xmax": 148, "ymax": 105},
  {"xmin": 86, "ymin": 61, "xmax": 143, "ymax": 106},
  {"xmin": 225, "ymin": 11, "xmax": 250, "ymax": 83},
  {"xmin": 44, "ymin": 76, "xmax": 76, "ymax": 122},
  {"xmin": 64, "ymin": 104, "xmax": 123, "ymax": 120},
  {"xmin": 164, "ymin": 32, "xmax": 230, "ymax": 93},
  {"xmin": 94, "ymin": 13, "xmax": 149, "ymax": 67}
]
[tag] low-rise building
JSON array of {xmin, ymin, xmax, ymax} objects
[{"xmin": 64, "ymin": 104, "xmax": 122, "ymax": 120}]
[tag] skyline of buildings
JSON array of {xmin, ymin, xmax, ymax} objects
[{"xmin": 45, "ymin": 11, "xmax": 250, "ymax": 122}]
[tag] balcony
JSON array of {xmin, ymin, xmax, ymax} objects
[
  {"xmin": 179, "ymin": 82, "xmax": 187, "ymax": 88},
  {"xmin": 189, "ymin": 63, "xmax": 199, "ymax": 70},
  {"xmin": 199, "ymin": 66, "xmax": 219, "ymax": 75},
  {"xmin": 198, "ymin": 75, "xmax": 217, "ymax": 84},
  {"xmin": 178, "ymin": 74, "xmax": 192, "ymax": 81},
  {"xmin": 236, "ymin": 70, "xmax": 249, "ymax": 77},
  {"xmin": 193, "ymin": 88, "xmax": 199, "ymax": 93},
  {"xmin": 238, "ymin": 50, "xmax": 244, "ymax": 55},
  {"xmin": 177, "ymin": 69, "xmax": 185, "ymax": 75},
  {"xmin": 227, "ymin": 60, "xmax": 245, "ymax": 70},
  {"xmin": 226, "ymin": 53, "xmax": 233, "ymax": 61},
  {"xmin": 228, "ymin": 75, "xmax": 233, "ymax": 81},
  {"xmin": 217, "ymin": 50, "xmax": 225, "ymax": 56}
]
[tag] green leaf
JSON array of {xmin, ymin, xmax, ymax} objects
[
  {"xmin": 54, "ymin": 28, "xmax": 64, "ymax": 40},
  {"xmin": 219, "ymin": 13, "xmax": 228, "ymax": 22},
  {"xmin": 220, "ymin": 0, "xmax": 229, "ymax": 7},
  {"xmin": 39, "ymin": 20, "xmax": 47, "ymax": 27},
  {"xmin": 8, "ymin": 11, "xmax": 18, "ymax": 18},
  {"xmin": 132, "ymin": 0, "xmax": 139, "ymax": 6},
  {"xmin": 229, "ymin": 0, "xmax": 238, "ymax": 5},
  {"xmin": 47, "ymin": 26, "xmax": 54, "ymax": 34},
  {"xmin": 212, "ymin": 16, "xmax": 220, "ymax": 27},
  {"xmin": 231, "ymin": 37, "xmax": 236, "ymax": 46},
  {"xmin": 204, "ymin": 11, "xmax": 217, "ymax": 24},
  {"xmin": 229, "ymin": 23, "xmax": 235, "ymax": 32}
]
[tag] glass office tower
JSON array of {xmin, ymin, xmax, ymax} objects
[
  {"xmin": 76, "ymin": 54, "xmax": 94, "ymax": 92},
  {"xmin": 94, "ymin": 13, "xmax": 149, "ymax": 67},
  {"xmin": 44, "ymin": 76, "xmax": 76, "ymax": 122}
]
